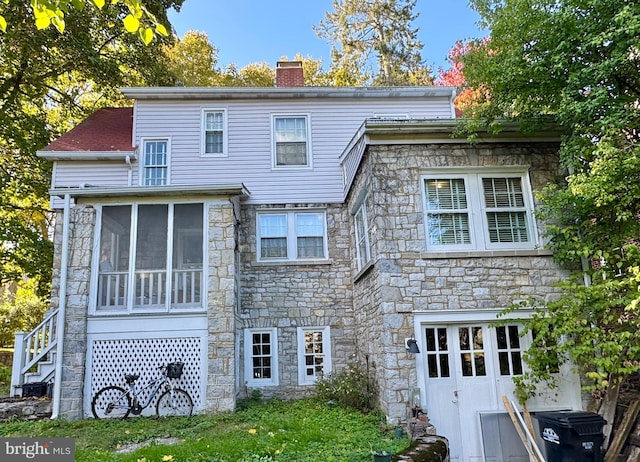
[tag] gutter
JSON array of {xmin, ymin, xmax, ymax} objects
[{"xmin": 51, "ymin": 193, "xmax": 71, "ymax": 419}]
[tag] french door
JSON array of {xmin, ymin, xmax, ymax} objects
[{"xmin": 422, "ymin": 323, "xmax": 527, "ymax": 461}]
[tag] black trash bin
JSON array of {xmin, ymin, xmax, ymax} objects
[{"xmin": 534, "ymin": 411, "xmax": 606, "ymax": 462}]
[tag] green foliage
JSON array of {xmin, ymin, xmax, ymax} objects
[
  {"xmin": 1, "ymin": 1, "xmax": 177, "ymax": 44},
  {"xmin": 0, "ymin": 398, "xmax": 410, "ymax": 461},
  {"xmin": 314, "ymin": 361, "xmax": 378, "ymax": 413},
  {"xmin": 236, "ymin": 389, "xmax": 264, "ymax": 412},
  {"xmin": 0, "ymin": 363, "xmax": 10, "ymax": 396},
  {"xmin": 0, "ymin": 280, "xmax": 48, "ymax": 347},
  {"xmin": 0, "ymin": 0, "xmax": 183, "ymax": 294},
  {"xmin": 464, "ymin": 0, "xmax": 640, "ymax": 401}
]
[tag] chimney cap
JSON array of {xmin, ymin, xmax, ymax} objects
[{"xmin": 277, "ymin": 61, "xmax": 302, "ymax": 68}]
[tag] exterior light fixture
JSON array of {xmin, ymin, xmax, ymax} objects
[{"xmin": 405, "ymin": 337, "xmax": 420, "ymax": 354}]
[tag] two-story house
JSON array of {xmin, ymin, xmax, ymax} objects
[{"xmin": 21, "ymin": 62, "xmax": 583, "ymax": 460}]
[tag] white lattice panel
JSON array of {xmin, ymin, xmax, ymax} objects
[{"xmin": 90, "ymin": 337, "xmax": 202, "ymax": 414}]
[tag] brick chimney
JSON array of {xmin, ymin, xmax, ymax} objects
[{"xmin": 275, "ymin": 61, "xmax": 304, "ymax": 87}]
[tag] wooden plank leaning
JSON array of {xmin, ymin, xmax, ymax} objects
[
  {"xmin": 604, "ymin": 400, "xmax": 640, "ymax": 462},
  {"xmin": 502, "ymin": 395, "xmax": 546, "ymax": 462}
]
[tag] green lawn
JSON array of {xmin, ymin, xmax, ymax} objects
[{"xmin": 0, "ymin": 398, "xmax": 410, "ymax": 461}]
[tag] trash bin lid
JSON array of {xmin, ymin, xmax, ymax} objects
[{"xmin": 534, "ymin": 411, "xmax": 606, "ymax": 435}]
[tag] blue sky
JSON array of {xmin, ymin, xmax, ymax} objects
[{"xmin": 168, "ymin": 1, "xmax": 487, "ymax": 73}]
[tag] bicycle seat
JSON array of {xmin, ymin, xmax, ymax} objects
[{"xmin": 124, "ymin": 374, "xmax": 139, "ymax": 385}]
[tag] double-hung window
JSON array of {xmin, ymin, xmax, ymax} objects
[
  {"xmin": 298, "ymin": 327, "xmax": 331, "ymax": 385},
  {"xmin": 354, "ymin": 194, "xmax": 372, "ymax": 271},
  {"xmin": 272, "ymin": 115, "xmax": 310, "ymax": 168},
  {"xmin": 244, "ymin": 328, "xmax": 279, "ymax": 386},
  {"xmin": 257, "ymin": 211, "xmax": 327, "ymax": 262},
  {"xmin": 422, "ymin": 169, "xmax": 536, "ymax": 251},
  {"xmin": 142, "ymin": 139, "xmax": 169, "ymax": 186},
  {"xmin": 202, "ymin": 109, "xmax": 226, "ymax": 156}
]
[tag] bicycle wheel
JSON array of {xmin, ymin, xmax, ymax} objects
[
  {"xmin": 91, "ymin": 386, "xmax": 131, "ymax": 419},
  {"xmin": 155, "ymin": 388, "xmax": 193, "ymax": 417}
]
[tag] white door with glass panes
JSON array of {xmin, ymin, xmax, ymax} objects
[{"xmin": 422, "ymin": 323, "xmax": 528, "ymax": 462}]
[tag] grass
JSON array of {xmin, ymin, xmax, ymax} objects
[{"xmin": 0, "ymin": 398, "xmax": 410, "ymax": 461}]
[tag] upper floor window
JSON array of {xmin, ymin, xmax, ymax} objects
[
  {"xmin": 354, "ymin": 193, "xmax": 372, "ymax": 271},
  {"xmin": 257, "ymin": 210, "xmax": 327, "ymax": 262},
  {"xmin": 422, "ymin": 169, "xmax": 536, "ymax": 251},
  {"xmin": 244, "ymin": 328, "xmax": 279, "ymax": 386},
  {"xmin": 202, "ymin": 109, "xmax": 226, "ymax": 156},
  {"xmin": 142, "ymin": 139, "xmax": 169, "ymax": 186},
  {"xmin": 272, "ymin": 115, "xmax": 310, "ymax": 168},
  {"xmin": 297, "ymin": 326, "xmax": 331, "ymax": 385}
]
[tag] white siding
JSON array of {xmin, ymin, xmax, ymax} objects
[
  {"xmin": 133, "ymin": 97, "xmax": 452, "ymax": 204},
  {"xmin": 52, "ymin": 95, "xmax": 453, "ymax": 205},
  {"xmin": 52, "ymin": 161, "xmax": 132, "ymax": 188},
  {"xmin": 50, "ymin": 161, "xmax": 133, "ymax": 209}
]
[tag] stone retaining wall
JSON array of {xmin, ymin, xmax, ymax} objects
[{"xmin": 0, "ymin": 398, "xmax": 52, "ymax": 421}]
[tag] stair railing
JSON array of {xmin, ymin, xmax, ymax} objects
[{"xmin": 10, "ymin": 309, "xmax": 59, "ymax": 395}]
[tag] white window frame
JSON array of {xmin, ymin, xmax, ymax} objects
[
  {"xmin": 201, "ymin": 108, "xmax": 227, "ymax": 157},
  {"xmin": 244, "ymin": 327, "xmax": 279, "ymax": 387},
  {"xmin": 271, "ymin": 114, "xmax": 311, "ymax": 169},
  {"xmin": 421, "ymin": 168, "xmax": 537, "ymax": 252},
  {"xmin": 297, "ymin": 326, "xmax": 332, "ymax": 385},
  {"xmin": 353, "ymin": 193, "xmax": 372, "ymax": 271},
  {"xmin": 256, "ymin": 210, "xmax": 328, "ymax": 262},
  {"xmin": 91, "ymin": 201, "xmax": 206, "ymax": 315},
  {"xmin": 140, "ymin": 138, "xmax": 170, "ymax": 186}
]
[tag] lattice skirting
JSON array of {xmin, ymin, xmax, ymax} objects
[{"xmin": 87, "ymin": 336, "xmax": 204, "ymax": 416}]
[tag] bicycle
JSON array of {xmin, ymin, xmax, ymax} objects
[{"xmin": 91, "ymin": 361, "xmax": 194, "ymax": 419}]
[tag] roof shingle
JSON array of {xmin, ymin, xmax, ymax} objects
[{"xmin": 44, "ymin": 107, "xmax": 134, "ymax": 152}]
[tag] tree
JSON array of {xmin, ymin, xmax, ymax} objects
[
  {"xmin": 0, "ymin": 280, "xmax": 48, "ymax": 347},
  {"xmin": 0, "ymin": 0, "xmax": 177, "ymax": 44},
  {"xmin": 435, "ymin": 39, "xmax": 487, "ymax": 112},
  {"xmin": 0, "ymin": 0, "xmax": 183, "ymax": 296},
  {"xmin": 164, "ymin": 30, "xmax": 219, "ymax": 86},
  {"xmin": 315, "ymin": 0, "xmax": 432, "ymax": 86},
  {"xmin": 463, "ymin": 0, "xmax": 640, "ymax": 405}
]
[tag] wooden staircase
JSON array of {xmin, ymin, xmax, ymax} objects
[{"xmin": 10, "ymin": 309, "xmax": 59, "ymax": 397}]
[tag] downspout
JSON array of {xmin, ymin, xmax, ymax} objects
[
  {"xmin": 51, "ymin": 193, "xmax": 71, "ymax": 419},
  {"xmin": 126, "ymin": 154, "xmax": 133, "ymax": 186},
  {"xmin": 449, "ymin": 88, "xmax": 457, "ymax": 119}
]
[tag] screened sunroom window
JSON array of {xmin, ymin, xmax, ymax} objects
[{"xmin": 96, "ymin": 203, "xmax": 204, "ymax": 313}]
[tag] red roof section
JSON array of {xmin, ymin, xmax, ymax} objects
[{"xmin": 44, "ymin": 107, "xmax": 134, "ymax": 152}]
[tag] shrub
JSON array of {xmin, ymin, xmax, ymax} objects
[
  {"xmin": 236, "ymin": 388, "xmax": 264, "ymax": 411},
  {"xmin": 315, "ymin": 361, "xmax": 378, "ymax": 413}
]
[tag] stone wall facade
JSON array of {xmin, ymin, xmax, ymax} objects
[
  {"xmin": 237, "ymin": 203, "xmax": 356, "ymax": 399},
  {"xmin": 347, "ymin": 142, "xmax": 570, "ymax": 422},
  {"xmin": 43, "ymin": 140, "xmax": 572, "ymax": 424},
  {"xmin": 54, "ymin": 205, "xmax": 94, "ymax": 419},
  {"xmin": 205, "ymin": 199, "xmax": 239, "ymax": 412}
]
